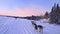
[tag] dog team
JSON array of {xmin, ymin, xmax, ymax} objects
[{"xmin": 31, "ymin": 21, "xmax": 43, "ymax": 33}]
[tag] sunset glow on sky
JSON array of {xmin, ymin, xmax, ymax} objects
[{"xmin": 0, "ymin": 0, "xmax": 60, "ymax": 17}]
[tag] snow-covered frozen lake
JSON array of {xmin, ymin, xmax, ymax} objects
[{"xmin": 0, "ymin": 16, "xmax": 60, "ymax": 34}]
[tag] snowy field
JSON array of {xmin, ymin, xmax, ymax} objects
[{"xmin": 0, "ymin": 16, "xmax": 60, "ymax": 34}]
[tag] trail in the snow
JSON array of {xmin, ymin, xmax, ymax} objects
[{"xmin": 0, "ymin": 16, "xmax": 60, "ymax": 34}]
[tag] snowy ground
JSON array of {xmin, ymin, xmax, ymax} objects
[{"xmin": 0, "ymin": 16, "xmax": 60, "ymax": 34}]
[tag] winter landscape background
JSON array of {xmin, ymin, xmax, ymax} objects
[
  {"xmin": 0, "ymin": 16, "xmax": 60, "ymax": 34},
  {"xmin": 0, "ymin": 0, "xmax": 60, "ymax": 34}
]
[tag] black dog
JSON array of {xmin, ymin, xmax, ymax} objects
[
  {"xmin": 34, "ymin": 23, "xmax": 38, "ymax": 30},
  {"xmin": 38, "ymin": 25, "xmax": 43, "ymax": 33},
  {"xmin": 31, "ymin": 21, "xmax": 38, "ymax": 30}
]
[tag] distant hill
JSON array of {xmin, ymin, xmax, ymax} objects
[{"xmin": 0, "ymin": 15, "xmax": 44, "ymax": 20}]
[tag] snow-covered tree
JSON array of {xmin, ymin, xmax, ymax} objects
[
  {"xmin": 44, "ymin": 11, "xmax": 49, "ymax": 19},
  {"xmin": 50, "ymin": 3, "xmax": 60, "ymax": 24}
]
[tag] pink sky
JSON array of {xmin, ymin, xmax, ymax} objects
[
  {"xmin": 0, "ymin": 0, "xmax": 60, "ymax": 17},
  {"xmin": 0, "ymin": 5, "xmax": 48, "ymax": 17}
]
